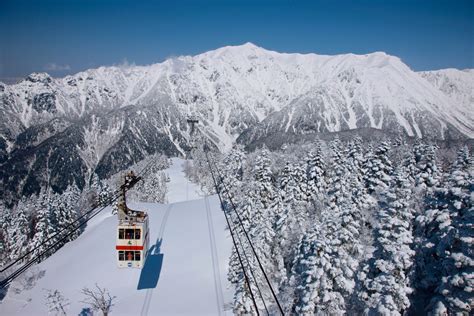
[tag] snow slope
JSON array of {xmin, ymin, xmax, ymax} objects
[
  {"xmin": 166, "ymin": 158, "xmax": 202, "ymax": 203},
  {"xmin": 0, "ymin": 159, "xmax": 233, "ymax": 315}
]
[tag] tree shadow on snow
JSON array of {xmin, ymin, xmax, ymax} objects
[{"xmin": 137, "ymin": 240, "xmax": 164, "ymax": 290}]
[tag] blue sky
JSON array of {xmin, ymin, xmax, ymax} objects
[{"xmin": 0, "ymin": 0, "xmax": 472, "ymax": 80}]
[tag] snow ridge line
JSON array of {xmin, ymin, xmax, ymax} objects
[
  {"xmin": 205, "ymin": 195, "xmax": 225, "ymax": 316},
  {"xmin": 140, "ymin": 204, "xmax": 173, "ymax": 316}
]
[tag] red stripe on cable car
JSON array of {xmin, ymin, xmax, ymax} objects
[{"xmin": 116, "ymin": 245, "xmax": 144, "ymax": 250}]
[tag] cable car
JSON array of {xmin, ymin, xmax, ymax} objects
[{"xmin": 115, "ymin": 171, "xmax": 150, "ymax": 268}]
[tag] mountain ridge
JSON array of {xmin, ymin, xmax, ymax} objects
[
  {"xmin": 0, "ymin": 43, "xmax": 472, "ymax": 203},
  {"xmin": 2, "ymin": 44, "xmax": 472, "ymax": 139}
]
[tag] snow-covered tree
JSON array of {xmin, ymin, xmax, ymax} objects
[
  {"xmin": 44, "ymin": 289, "xmax": 70, "ymax": 316},
  {"xmin": 233, "ymin": 277, "xmax": 259, "ymax": 315},
  {"xmin": 227, "ymin": 147, "xmax": 282, "ymax": 314},
  {"xmin": 253, "ymin": 147, "xmax": 275, "ymax": 209},
  {"xmin": 346, "ymin": 136, "xmax": 365, "ymax": 176},
  {"xmin": 275, "ymin": 160, "xmax": 310, "ymax": 278},
  {"xmin": 291, "ymin": 224, "xmax": 355, "ymax": 315},
  {"xmin": 50, "ymin": 186, "xmax": 81, "ymax": 244},
  {"xmin": 81, "ymin": 284, "xmax": 116, "ymax": 316},
  {"xmin": 306, "ymin": 140, "xmax": 327, "ymax": 197},
  {"xmin": 412, "ymin": 141, "xmax": 441, "ymax": 189},
  {"xmin": 186, "ymin": 145, "xmax": 216, "ymax": 194},
  {"xmin": 7, "ymin": 201, "xmax": 30, "ymax": 262},
  {"xmin": 218, "ymin": 145, "xmax": 246, "ymax": 204},
  {"xmin": 363, "ymin": 141, "xmax": 393, "ymax": 194},
  {"xmin": 127, "ymin": 156, "xmax": 170, "ymax": 203},
  {"xmin": 97, "ymin": 180, "xmax": 113, "ymax": 207},
  {"xmin": 290, "ymin": 138, "xmax": 365, "ymax": 315},
  {"xmin": 29, "ymin": 191, "xmax": 57, "ymax": 260},
  {"xmin": 417, "ymin": 146, "xmax": 473, "ymax": 315},
  {"xmin": 291, "ymin": 229, "xmax": 339, "ymax": 314},
  {"xmin": 136, "ymin": 171, "xmax": 167, "ymax": 203},
  {"xmin": 359, "ymin": 166, "xmax": 415, "ymax": 315},
  {"xmin": 0, "ymin": 203, "xmax": 12, "ymax": 265}
]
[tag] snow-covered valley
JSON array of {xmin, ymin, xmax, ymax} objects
[{"xmin": 0, "ymin": 159, "xmax": 233, "ymax": 316}]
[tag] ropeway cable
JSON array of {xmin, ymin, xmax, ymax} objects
[
  {"xmin": 221, "ymin": 195, "xmax": 271, "ymax": 315},
  {"xmin": 205, "ymin": 151, "xmax": 271, "ymax": 315},
  {"xmin": 0, "ymin": 157, "xmax": 158, "ymax": 288},
  {"xmin": 1, "ymin": 157, "xmax": 156, "ymax": 274},
  {"xmin": 206, "ymin": 150, "xmax": 285, "ymax": 315},
  {"xmin": 204, "ymin": 150, "xmax": 261, "ymax": 315},
  {"xmin": 0, "ymin": 196, "xmax": 119, "ymax": 288}
]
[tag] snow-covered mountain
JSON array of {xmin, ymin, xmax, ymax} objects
[
  {"xmin": 237, "ymin": 59, "xmax": 473, "ymax": 146},
  {"xmin": 419, "ymin": 68, "xmax": 473, "ymax": 114},
  {"xmin": 0, "ymin": 43, "xmax": 472, "ymax": 203}
]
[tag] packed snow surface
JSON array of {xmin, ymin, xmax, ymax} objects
[{"xmin": 0, "ymin": 159, "xmax": 233, "ymax": 315}]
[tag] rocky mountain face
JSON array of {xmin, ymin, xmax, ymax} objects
[
  {"xmin": 419, "ymin": 68, "xmax": 473, "ymax": 115},
  {"xmin": 0, "ymin": 43, "xmax": 472, "ymax": 204},
  {"xmin": 237, "ymin": 55, "xmax": 473, "ymax": 146}
]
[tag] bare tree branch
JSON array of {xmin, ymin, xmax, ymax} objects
[{"xmin": 80, "ymin": 283, "xmax": 116, "ymax": 316}]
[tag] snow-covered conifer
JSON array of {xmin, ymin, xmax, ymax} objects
[
  {"xmin": 7, "ymin": 201, "xmax": 30, "ymax": 262},
  {"xmin": 219, "ymin": 145, "xmax": 246, "ymax": 204},
  {"xmin": 306, "ymin": 141, "xmax": 327, "ymax": 198},
  {"xmin": 359, "ymin": 166, "xmax": 415, "ymax": 315},
  {"xmin": 52, "ymin": 186, "xmax": 81, "ymax": 244},
  {"xmin": 30, "ymin": 192, "xmax": 57, "ymax": 260},
  {"xmin": 290, "ymin": 138, "xmax": 365, "ymax": 314},
  {"xmin": 98, "ymin": 180, "xmax": 113, "ymax": 206},
  {"xmin": 346, "ymin": 136, "xmax": 365, "ymax": 176},
  {"xmin": 0, "ymin": 204, "xmax": 12, "ymax": 265},
  {"xmin": 420, "ymin": 146, "xmax": 474, "ymax": 315},
  {"xmin": 363, "ymin": 141, "xmax": 393, "ymax": 194},
  {"xmin": 412, "ymin": 141, "xmax": 441, "ymax": 189}
]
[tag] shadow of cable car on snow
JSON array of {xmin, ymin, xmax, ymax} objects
[{"xmin": 137, "ymin": 240, "xmax": 164, "ymax": 290}]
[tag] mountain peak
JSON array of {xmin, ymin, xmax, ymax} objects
[
  {"xmin": 24, "ymin": 72, "xmax": 53, "ymax": 84},
  {"xmin": 205, "ymin": 42, "xmax": 267, "ymax": 58},
  {"xmin": 225, "ymin": 42, "xmax": 261, "ymax": 50},
  {"xmin": 241, "ymin": 42, "xmax": 259, "ymax": 48}
]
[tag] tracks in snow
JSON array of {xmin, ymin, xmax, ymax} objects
[
  {"xmin": 140, "ymin": 289, "xmax": 153, "ymax": 316},
  {"xmin": 141, "ymin": 204, "xmax": 173, "ymax": 316},
  {"xmin": 157, "ymin": 204, "xmax": 173, "ymax": 241},
  {"xmin": 142, "ymin": 198, "xmax": 225, "ymax": 315},
  {"xmin": 205, "ymin": 195, "xmax": 225, "ymax": 316}
]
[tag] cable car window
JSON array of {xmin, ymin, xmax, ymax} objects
[
  {"xmin": 135, "ymin": 229, "xmax": 141, "ymax": 239},
  {"xmin": 118, "ymin": 229, "xmax": 125, "ymax": 239},
  {"xmin": 135, "ymin": 251, "xmax": 141, "ymax": 261},
  {"xmin": 118, "ymin": 251, "xmax": 125, "ymax": 261},
  {"xmin": 125, "ymin": 251, "xmax": 134, "ymax": 261},
  {"xmin": 125, "ymin": 229, "xmax": 134, "ymax": 239}
]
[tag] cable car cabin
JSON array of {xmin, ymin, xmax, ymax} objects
[
  {"xmin": 116, "ymin": 217, "xmax": 149, "ymax": 268},
  {"xmin": 115, "ymin": 171, "xmax": 149, "ymax": 268}
]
